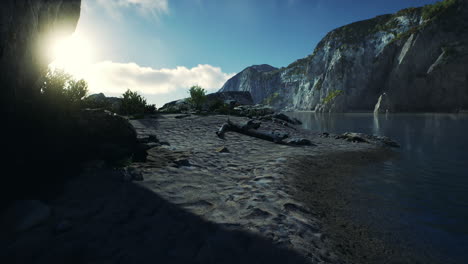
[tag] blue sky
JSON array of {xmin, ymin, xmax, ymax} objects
[{"xmin": 63, "ymin": 0, "xmax": 440, "ymax": 106}]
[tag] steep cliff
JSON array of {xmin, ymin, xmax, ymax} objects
[
  {"xmin": 220, "ymin": 0, "xmax": 468, "ymax": 112},
  {"xmin": 0, "ymin": 0, "xmax": 81, "ymax": 110}
]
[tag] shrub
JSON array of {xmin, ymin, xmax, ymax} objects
[
  {"xmin": 144, "ymin": 104, "xmax": 157, "ymax": 114},
  {"xmin": 121, "ymin": 89, "xmax": 147, "ymax": 116},
  {"xmin": 40, "ymin": 68, "xmax": 89, "ymax": 109},
  {"xmin": 188, "ymin": 85, "xmax": 207, "ymax": 110},
  {"xmin": 422, "ymin": 0, "xmax": 458, "ymax": 20},
  {"xmin": 323, "ymin": 90, "xmax": 343, "ymax": 104},
  {"xmin": 263, "ymin": 92, "xmax": 280, "ymax": 105}
]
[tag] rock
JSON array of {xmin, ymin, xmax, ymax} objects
[
  {"xmin": 233, "ymin": 104, "xmax": 275, "ymax": 117},
  {"xmin": 174, "ymin": 114, "xmax": 191, "ymax": 119},
  {"xmin": 1, "ymin": 0, "xmax": 81, "ymax": 105},
  {"xmin": 123, "ymin": 167, "xmax": 144, "ymax": 181},
  {"xmin": 159, "ymin": 91, "xmax": 254, "ymax": 113},
  {"xmin": 337, "ymin": 132, "xmax": 368, "ymax": 143},
  {"xmin": 174, "ymin": 158, "xmax": 191, "ymax": 167},
  {"xmin": 320, "ymin": 132, "xmax": 330, "ymax": 138},
  {"xmin": 337, "ymin": 132, "xmax": 400, "ymax": 147},
  {"xmin": 283, "ymin": 138, "xmax": 315, "ymax": 146},
  {"xmin": 137, "ymin": 134, "xmax": 159, "ymax": 144},
  {"xmin": 219, "ymin": 1, "xmax": 468, "ymax": 112},
  {"xmin": 375, "ymin": 136, "xmax": 401, "ymax": 148},
  {"xmin": 374, "ymin": 92, "xmax": 392, "ymax": 114},
  {"xmin": 272, "ymin": 113, "xmax": 302, "ymax": 125},
  {"xmin": 216, "ymin": 146, "xmax": 230, "ymax": 153},
  {"xmin": 83, "ymin": 93, "xmax": 123, "ymax": 113},
  {"xmin": 75, "ymin": 109, "xmax": 137, "ymax": 162},
  {"xmin": 1, "ymin": 200, "xmax": 51, "ymax": 233},
  {"xmin": 159, "ymin": 99, "xmax": 190, "ymax": 113}
]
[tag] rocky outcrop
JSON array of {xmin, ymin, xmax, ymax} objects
[
  {"xmin": 220, "ymin": 0, "xmax": 468, "ymax": 113},
  {"xmin": 84, "ymin": 93, "xmax": 123, "ymax": 113},
  {"xmin": 75, "ymin": 109, "xmax": 137, "ymax": 161},
  {"xmin": 0, "ymin": 0, "xmax": 81, "ymax": 110},
  {"xmin": 219, "ymin": 64, "xmax": 279, "ymax": 104},
  {"xmin": 206, "ymin": 91, "xmax": 254, "ymax": 106},
  {"xmin": 159, "ymin": 91, "xmax": 254, "ymax": 113}
]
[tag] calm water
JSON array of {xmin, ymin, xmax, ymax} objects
[{"xmin": 288, "ymin": 112, "xmax": 468, "ymax": 263}]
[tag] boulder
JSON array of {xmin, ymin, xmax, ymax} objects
[
  {"xmin": 233, "ymin": 104, "xmax": 275, "ymax": 117},
  {"xmin": 83, "ymin": 93, "xmax": 123, "ymax": 113},
  {"xmin": 337, "ymin": 132, "xmax": 400, "ymax": 147},
  {"xmin": 75, "ymin": 109, "xmax": 137, "ymax": 161},
  {"xmin": 283, "ymin": 138, "xmax": 314, "ymax": 146},
  {"xmin": 159, "ymin": 99, "xmax": 190, "ymax": 113}
]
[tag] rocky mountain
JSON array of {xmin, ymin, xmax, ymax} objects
[
  {"xmin": 219, "ymin": 0, "xmax": 468, "ymax": 113},
  {"xmin": 0, "ymin": 0, "xmax": 81, "ymax": 111}
]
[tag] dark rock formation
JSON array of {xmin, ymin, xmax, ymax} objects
[
  {"xmin": 1, "ymin": 0, "xmax": 81, "ymax": 112},
  {"xmin": 220, "ymin": 0, "xmax": 468, "ymax": 113},
  {"xmin": 159, "ymin": 91, "xmax": 254, "ymax": 113},
  {"xmin": 83, "ymin": 93, "xmax": 123, "ymax": 113},
  {"xmin": 74, "ymin": 109, "xmax": 137, "ymax": 162},
  {"xmin": 206, "ymin": 91, "xmax": 254, "ymax": 106}
]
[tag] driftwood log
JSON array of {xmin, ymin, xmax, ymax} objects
[{"xmin": 216, "ymin": 119, "xmax": 289, "ymax": 143}]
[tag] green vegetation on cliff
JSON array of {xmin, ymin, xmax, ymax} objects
[{"xmin": 422, "ymin": 0, "xmax": 459, "ymax": 20}]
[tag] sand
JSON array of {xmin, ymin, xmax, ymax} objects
[{"xmin": 0, "ymin": 114, "xmax": 398, "ymax": 264}]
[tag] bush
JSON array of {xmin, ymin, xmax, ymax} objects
[
  {"xmin": 121, "ymin": 89, "xmax": 147, "ymax": 116},
  {"xmin": 40, "ymin": 68, "xmax": 89, "ymax": 109},
  {"xmin": 188, "ymin": 85, "xmax": 207, "ymax": 110},
  {"xmin": 422, "ymin": 0, "xmax": 458, "ymax": 20},
  {"xmin": 323, "ymin": 90, "xmax": 343, "ymax": 104},
  {"xmin": 144, "ymin": 104, "xmax": 157, "ymax": 114}
]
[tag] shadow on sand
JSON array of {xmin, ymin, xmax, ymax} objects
[{"xmin": 1, "ymin": 167, "xmax": 312, "ymax": 264}]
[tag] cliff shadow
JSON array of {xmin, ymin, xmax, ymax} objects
[{"xmin": 0, "ymin": 168, "xmax": 312, "ymax": 264}]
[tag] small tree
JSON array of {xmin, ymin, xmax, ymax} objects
[
  {"xmin": 188, "ymin": 85, "xmax": 207, "ymax": 110},
  {"xmin": 66, "ymin": 79, "xmax": 89, "ymax": 104},
  {"xmin": 40, "ymin": 68, "xmax": 88, "ymax": 108},
  {"xmin": 121, "ymin": 89, "xmax": 147, "ymax": 115}
]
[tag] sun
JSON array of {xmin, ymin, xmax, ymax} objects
[{"xmin": 49, "ymin": 33, "xmax": 94, "ymax": 78}]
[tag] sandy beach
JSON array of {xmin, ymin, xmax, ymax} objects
[{"xmin": 1, "ymin": 114, "xmax": 397, "ymax": 264}]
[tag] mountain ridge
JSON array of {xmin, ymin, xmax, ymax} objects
[{"xmin": 219, "ymin": 0, "xmax": 468, "ymax": 113}]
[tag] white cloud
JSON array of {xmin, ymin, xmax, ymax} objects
[
  {"xmin": 84, "ymin": 61, "xmax": 235, "ymax": 106},
  {"xmin": 95, "ymin": 0, "xmax": 169, "ymax": 19}
]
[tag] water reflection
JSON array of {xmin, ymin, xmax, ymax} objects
[{"xmin": 287, "ymin": 112, "xmax": 468, "ymax": 264}]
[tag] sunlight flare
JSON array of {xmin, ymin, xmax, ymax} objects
[{"xmin": 49, "ymin": 33, "xmax": 94, "ymax": 79}]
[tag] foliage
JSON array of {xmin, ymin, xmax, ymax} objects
[
  {"xmin": 422, "ymin": 0, "xmax": 458, "ymax": 20},
  {"xmin": 188, "ymin": 85, "xmax": 207, "ymax": 110},
  {"xmin": 121, "ymin": 89, "xmax": 147, "ymax": 116},
  {"xmin": 208, "ymin": 99, "xmax": 232, "ymax": 114},
  {"xmin": 40, "ymin": 68, "xmax": 89, "ymax": 109},
  {"xmin": 144, "ymin": 104, "xmax": 157, "ymax": 114},
  {"xmin": 65, "ymin": 79, "xmax": 89, "ymax": 104},
  {"xmin": 263, "ymin": 92, "xmax": 280, "ymax": 105},
  {"xmin": 315, "ymin": 78, "xmax": 324, "ymax": 91},
  {"xmin": 323, "ymin": 90, "xmax": 343, "ymax": 104}
]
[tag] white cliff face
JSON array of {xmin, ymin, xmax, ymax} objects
[{"xmin": 220, "ymin": 2, "xmax": 468, "ymax": 112}]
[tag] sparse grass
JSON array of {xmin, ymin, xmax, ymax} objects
[
  {"xmin": 315, "ymin": 78, "xmax": 324, "ymax": 91},
  {"xmin": 263, "ymin": 92, "xmax": 280, "ymax": 105},
  {"xmin": 323, "ymin": 90, "xmax": 343, "ymax": 104},
  {"xmin": 422, "ymin": 0, "xmax": 458, "ymax": 20}
]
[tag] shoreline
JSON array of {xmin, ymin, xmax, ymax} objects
[
  {"xmin": 2, "ymin": 113, "xmax": 404, "ymax": 263},
  {"xmin": 286, "ymin": 150, "xmax": 443, "ymax": 264}
]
